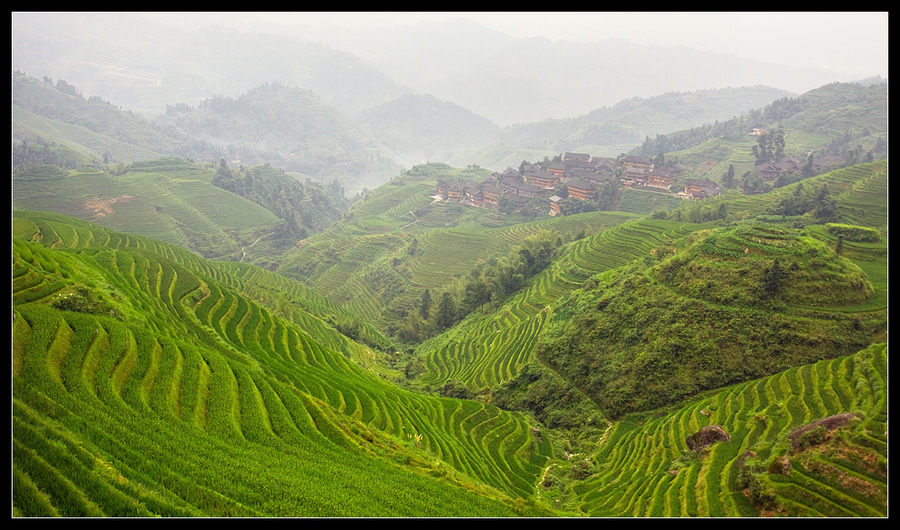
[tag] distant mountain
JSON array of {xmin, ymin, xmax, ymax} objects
[
  {"xmin": 12, "ymin": 72, "xmax": 402, "ymax": 195},
  {"xmin": 355, "ymin": 93, "xmax": 502, "ymax": 166},
  {"xmin": 497, "ymin": 86, "xmax": 795, "ymax": 152},
  {"xmin": 319, "ymin": 19, "xmax": 855, "ymax": 126},
  {"xmin": 154, "ymin": 82, "xmax": 399, "ymax": 177},
  {"xmin": 12, "ymin": 12, "xmax": 413, "ymax": 117}
]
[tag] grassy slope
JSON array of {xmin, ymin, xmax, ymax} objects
[
  {"xmin": 13, "ymin": 158, "xmax": 281, "ymax": 260},
  {"xmin": 12, "ymin": 211, "xmax": 555, "ymax": 517},
  {"xmin": 570, "ymin": 342, "xmax": 887, "ymax": 517},
  {"xmin": 276, "ymin": 163, "xmax": 641, "ymax": 333}
]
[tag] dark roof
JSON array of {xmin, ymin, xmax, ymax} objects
[
  {"xmin": 566, "ymin": 179, "xmax": 596, "ymax": 192},
  {"xmin": 622, "ymin": 155, "xmax": 653, "ymax": 165}
]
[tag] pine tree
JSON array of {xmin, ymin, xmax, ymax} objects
[
  {"xmin": 763, "ymin": 258, "xmax": 785, "ymax": 298},
  {"xmin": 436, "ymin": 292, "xmax": 457, "ymax": 330},
  {"xmin": 419, "ymin": 289, "xmax": 432, "ymax": 320}
]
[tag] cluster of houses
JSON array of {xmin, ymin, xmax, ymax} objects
[
  {"xmin": 435, "ymin": 152, "xmax": 723, "ymax": 217},
  {"xmin": 755, "ymin": 154, "xmax": 843, "ymax": 181}
]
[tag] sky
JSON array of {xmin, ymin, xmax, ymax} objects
[{"xmin": 239, "ymin": 11, "xmax": 888, "ymax": 79}]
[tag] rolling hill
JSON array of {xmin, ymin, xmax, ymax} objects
[
  {"xmin": 12, "ymin": 210, "xmax": 556, "ymax": 517},
  {"xmin": 12, "ymin": 179, "xmax": 887, "ymax": 515},
  {"xmin": 11, "ymin": 37, "xmax": 888, "ymax": 516},
  {"xmin": 11, "ymin": 156, "xmax": 352, "ymax": 263}
]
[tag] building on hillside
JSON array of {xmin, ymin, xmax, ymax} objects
[
  {"xmin": 437, "ymin": 180, "xmax": 463, "ymax": 200},
  {"xmin": 566, "ymin": 180, "xmax": 598, "ymax": 201},
  {"xmin": 463, "ymin": 184, "xmax": 483, "ymax": 206},
  {"xmin": 548, "ymin": 195, "xmax": 565, "ymax": 216},
  {"xmin": 757, "ymin": 156, "xmax": 804, "ymax": 181},
  {"xmin": 564, "ymin": 152, "xmax": 591, "ymax": 163},
  {"xmin": 621, "ymin": 155, "xmax": 654, "ymax": 173},
  {"xmin": 503, "ymin": 179, "xmax": 545, "ymax": 199},
  {"xmin": 547, "ymin": 162, "xmax": 566, "ymax": 178},
  {"xmin": 620, "ymin": 155, "xmax": 654, "ymax": 187},
  {"xmin": 647, "ymin": 170, "xmax": 678, "ymax": 190},
  {"xmin": 684, "ymin": 178, "xmax": 721, "ymax": 199},
  {"xmin": 812, "ymin": 155, "xmax": 843, "ymax": 172},
  {"xmin": 776, "ymin": 156, "xmax": 803, "ymax": 174},
  {"xmin": 592, "ymin": 164, "xmax": 616, "ymax": 182},
  {"xmin": 523, "ymin": 168, "xmax": 561, "ymax": 189},
  {"xmin": 592, "ymin": 157, "xmax": 617, "ymax": 171},
  {"xmin": 646, "ymin": 165, "xmax": 683, "ymax": 190},
  {"xmin": 481, "ymin": 182, "xmax": 503, "ymax": 207},
  {"xmin": 756, "ymin": 162, "xmax": 781, "ymax": 180}
]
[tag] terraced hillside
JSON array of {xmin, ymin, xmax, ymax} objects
[
  {"xmin": 570, "ymin": 343, "xmax": 887, "ymax": 517},
  {"xmin": 12, "ymin": 211, "xmax": 555, "ymax": 517},
  {"xmin": 13, "ymin": 158, "xmax": 282, "ymax": 260},
  {"xmin": 414, "ymin": 218, "xmax": 709, "ymax": 390},
  {"xmin": 413, "ymin": 161, "xmax": 887, "ymax": 399},
  {"xmin": 277, "ymin": 162, "xmax": 642, "ymax": 334}
]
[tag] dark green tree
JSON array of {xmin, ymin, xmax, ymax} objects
[
  {"xmin": 772, "ymin": 125, "xmax": 786, "ymax": 160},
  {"xmin": 436, "ymin": 292, "xmax": 457, "ymax": 330},
  {"xmin": 419, "ymin": 289, "xmax": 432, "ymax": 320},
  {"xmin": 762, "ymin": 258, "xmax": 785, "ymax": 298},
  {"xmin": 722, "ymin": 164, "xmax": 735, "ymax": 189}
]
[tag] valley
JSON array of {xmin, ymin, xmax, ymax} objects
[{"xmin": 11, "ymin": 13, "xmax": 888, "ymax": 519}]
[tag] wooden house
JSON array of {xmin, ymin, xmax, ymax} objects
[
  {"xmin": 523, "ymin": 168, "xmax": 561, "ymax": 190},
  {"xmin": 566, "ymin": 180, "xmax": 598, "ymax": 201},
  {"xmin": 564, "ymin": 152, "xmax": 591, "ymax": 163},
  {"xmin": 548, "ymin": 195, "xmax": 564, "ymax": 216},
  {"xmin": 547, "ymin": 162, "xmax": 566, "ymax": 178},
  {"xmin": 481, "ymin": 182, "xmax": 503, "ymax": 207},
  {"xmin": 684, "ymin": 178, "xmax": 720, "ymax": 199},
  {"xmin": 647, "ymin": 171, "xmax": 677, "ymax": 190}
]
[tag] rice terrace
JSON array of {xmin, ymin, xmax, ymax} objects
[{"xmin": 12, "ymin": 11, "xmax": 888, "ymax": 519}]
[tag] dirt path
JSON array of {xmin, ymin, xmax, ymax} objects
[{"xmin": 239, "ymin": 235, "xmax": 265, "ymax": 263}]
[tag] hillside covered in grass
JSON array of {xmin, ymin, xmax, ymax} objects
[
  {"xmin": 11, "ymin": 207, "xmax": 887, "ymax": 517},
  {"xmin": 12, "ymin": 156, "xmax": 349, "ymax": 263},
  {"xmin": 12, "ymin": 210, "xmax": 557, "ymax": 517},
  {"xmin": 537, "ymin": 223, "xmax": 885, "ymax": 418}
]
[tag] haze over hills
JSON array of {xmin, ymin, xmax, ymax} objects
[
  {"xmin": 11, "ymin": 12, "xmax": 888, "ymax": 519},
  {"xmin": 15, "ymin": 13, "xmax": 856, "ymax": 125},
  {"xmin": 14, "ymin": 11, "xmax": 881, "ymax": 194}
]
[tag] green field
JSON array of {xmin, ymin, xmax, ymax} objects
[
  {"xmin": 12, "ymin": 211, "xmax": 555, "ymax": 516},
  {"xmin": 13, "ymin": 158, "xmax": 281, "ymax": 260}
]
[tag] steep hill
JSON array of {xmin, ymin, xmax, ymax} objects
[
  {"xmin": 570, "ymin": 342, "xmax": 887, "ymax": 516},
  {"xmin": 12, "ymin": 210, "xmax": 555, "ymax": 517},
  {"xmin": 12, "ymin": 73, "xmax": 202, "ymax": 165},
  {"xmin": 13, "ymin": 13, "xmax": 412, "ymax": 117},
  {"xmin": 406, "ymin": 161, "xmax": 886, "ymax": 410},
  {"xmin": 629, "ymin": 81, "xmax": 888, "ymax": 190},
  {"xmin": 12, "ymin": 157, "xmax": 347, "ymax": 262},
  {"xmin": 355, "ymin": 93, "xmax": 502, "ymax": 167},
  {"xmin": 153, "ymin": 82, "xmax": 402, "ymax": 193},
  {"xmin": 537, "ymin": 223, "xmax": 885, "ymax": 418},
  {"xmin": 495, "ymin": 86, "xmax": 794, "ymax": 154},
  {"xmin": 12, "ymin": 72, "xmax": 401, "ymax": 196}
]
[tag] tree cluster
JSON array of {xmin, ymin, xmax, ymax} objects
[
  {"xmin": 766, "ymin": 183, "xmax": 838, "ymax": 222},
  {"xmin": 211, "ymin": 161, "xmax": 349, "ymax": 244},
  {"xmin": 395, "ymin": 231, "xmax": 565, "ymax": 347}
]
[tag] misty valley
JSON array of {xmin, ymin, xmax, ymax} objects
[{"xmin": 11, "ymin": 13, "xmax": 887, "ymax": 518}]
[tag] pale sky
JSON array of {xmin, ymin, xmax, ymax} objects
[{"xmin": 258, "ymin": 11, "xmax": 888, "ymax": 79}]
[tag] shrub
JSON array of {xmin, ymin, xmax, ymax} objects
[{"xmin": 825, "ymin": 223, "xmax": 880, "ymax": 242}]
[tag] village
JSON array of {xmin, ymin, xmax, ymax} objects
[
  {"xmin": 436, "ymin": 141, "xmax": 847, "ymax": 217},
  {"xmin": 435, "ymin": 152, "xmax": 722, "ymax": 217}
]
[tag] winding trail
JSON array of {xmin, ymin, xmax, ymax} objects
[{"xmin": 239, "ymin": 235, "xmax": 265, "ymax": 263}]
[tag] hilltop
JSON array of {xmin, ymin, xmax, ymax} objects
[{"xmin": 537, "ymin": 223, "xmax": 885, "ymax": 418}]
